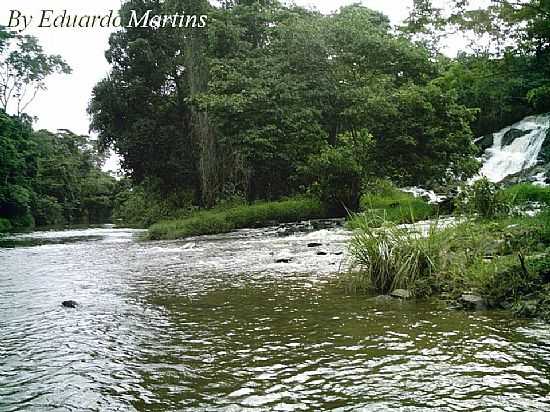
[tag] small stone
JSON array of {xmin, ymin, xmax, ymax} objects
[
  {"xmin": 62, "ymin": 300, "xmax": 78, "ymax": 308},
  {"xmin": 390, "ymin": 289, "xmax": 412, "ymax": 299},
  {"xmin": 458, "ymin": 294, "xmax": 486, "ymax": 310},
  {"xmin": 275, "ymin": 258, "xmax": 292, "ymax": 263},
  {"xmin": 316, "ymin": 251, "xmax": 328, "ymax": 256},
  {"xmin": 332, "ymin": 251, "xmax": 343, "ymax": 256},
  {"xmin": 307, "ymin": 242, "xmax": 322, "ymax": 248}
]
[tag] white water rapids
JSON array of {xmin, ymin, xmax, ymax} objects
[{"xmin": 479, "ymin": 113, "xmax": 550, "ymax": 183}]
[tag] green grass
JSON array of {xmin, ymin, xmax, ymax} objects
[
  {"xmin": 501, "ymin": 183, "xmax": 550, "ymax": 206},
  {"xmin": 347, "ymin": 190, "xmax": 437, "ymax": 229},
  {"xmin": 148, "ymin": 197, "xmax": 327, "ymax": 240}
]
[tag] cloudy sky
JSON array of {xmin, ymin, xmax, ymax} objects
[{"xmin": 0, "ymin": 0, "xmax": 457, "ymax": 171}]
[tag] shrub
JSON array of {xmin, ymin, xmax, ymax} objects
[
  {"xmin": 456, "ymin": 177, "xmax": 509, "ymax": 218},
  {"xmin": 348, "ymin": 215, "xmax": 441, "ymax": 295},
  {"xmin": 0, "ymin": 217, "xmax": 12, "ymax": 232},
  {"xmin": 303, "ymin": 130, "xmax": 372, "ymax": 215}
]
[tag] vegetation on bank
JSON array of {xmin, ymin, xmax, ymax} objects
[
  {"xmin": 0, "ymin": 111, "xmax": 119, "ymax": 232},
  {"xmin": 347, "ymin": 181, "xmax": 438, "ymax": 229},
  {"xmin": 0, "ymin": 30, "xmax": 118, "ymax": 232},
  {"xmin": 344, "ymin": 182, "xmax": 550, "ymax": 322},
  {"xmin": 148, "ymin": 198, "xmax": 327, "ymax": 240}
]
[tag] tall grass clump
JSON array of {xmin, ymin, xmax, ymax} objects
[
  {"xmin": 347, "ymin": 214, "xmax": 442, "ymax": 295},
  {"xmin": 148, "ymin": 197, "xmax": 326, "ymax": 240}
]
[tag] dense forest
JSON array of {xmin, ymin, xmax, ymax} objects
[
  {"xmin": 0, "ymin": 29, "xmax": 118, "ymax": 232},
  {"xmin": 88, "ymin": 0, "xmax": 550, "ymax": 220},
  {"xmin": 1, "ymin": 0, "xmax": 549, "ymax": 231}
]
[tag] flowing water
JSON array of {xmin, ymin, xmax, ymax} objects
[
  {"xmin": 1, "ymin": 224, "xmax": 550, "ymax": 411},
  {"xmin": 479, "ymin": 113, "xmax": 550, "ymax": 183}
]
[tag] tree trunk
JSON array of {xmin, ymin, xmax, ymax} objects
[{"xmin": 184, "ymin": 1, "xmax": 218, "ymax": 208}]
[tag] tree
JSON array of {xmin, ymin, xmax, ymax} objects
[{"xmin": 0, "ymin": 29, "xmax": 71, "ymax": 115}]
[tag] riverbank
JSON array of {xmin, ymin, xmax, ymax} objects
[
  {"xmin": 148, "ymin": 197, "xmax": 329, "ymax": 240},
  {"xmin": 344, "ymin": 202, "xmax": 550, "ymax": 322}
]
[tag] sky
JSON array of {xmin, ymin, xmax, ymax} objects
[{"xmin": 0, "ymin": 0, "xmax": 440, "ymax": 172}]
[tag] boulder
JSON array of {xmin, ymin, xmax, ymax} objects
[
  {"xmin": 501, "ymin": 128, "xmax": 530, "ymax": 147},
  {"xmin": 390, "ymin": 289, "xmax": 412, "ymax": 299},
  {"xmin": 474, "ymin": 134, "xmax": 494, "ymax": 152},
  {"xmin": 62, "ymin": 300, "xmax": 78, "ymax": 308},
  {"xmin": 458, "ymin": 293, "xmax": 486, "ymax": 310}
]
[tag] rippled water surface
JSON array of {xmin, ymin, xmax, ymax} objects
[{"xmin": 1, "ymin": 224, "xmax": 550, "ymax": 411}]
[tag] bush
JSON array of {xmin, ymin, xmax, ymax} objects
[
  {"xmin": 456, "ymin": 177, "xmax": 509, "ymax": 218},
  {"xmin": 113, "ymin": 184, "xmax": 194, "ymax": 227},
  {"xmin": 348, "ymin": 215, "xmax": 441, "ymax": 295},
  {"xmin": 303, "ymin": 130, "xmax": 372, "ymax": 215},
  {"xmin": 32, "ymin": 195, "xmax": 64, "ymax": 226},
  {"xmin": 0, "ymin": 217, "xmax": 12, "ymax": 232},
  {"xmin": 148, "ymin": 197, "xmax": 326, "ymax": 240}
]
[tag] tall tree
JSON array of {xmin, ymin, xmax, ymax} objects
[{"xmin": 0, "ymin": 29, "xmax": 71, "ymax": 115}]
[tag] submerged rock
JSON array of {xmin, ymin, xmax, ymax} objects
[
  {"xmin": 275, "ymin": 257, "xmax": 292, "ymax": 264},
  {"xmin": 307, "ymin": 242, "xmax": 322, "ymax": 248},
  {"xmin": 458, "ymin": 294, "xmax": 486, "ymax": 310},
  {"xmin": 62, "ymin": 300, "xmax": 78, "ymax": 308},
  {"xmin": 316, "ymin": 251, "xmax": 328, "ymax": 256},
  {"xmin": 390, "ymin": 289, "xmax": 412, "ymax": 299}
]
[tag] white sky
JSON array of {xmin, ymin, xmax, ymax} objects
[{"xmin": 0, "ymin": 0, "xmax": 469, "ymax": 172}]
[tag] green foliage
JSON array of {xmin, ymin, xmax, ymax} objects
[
  {"xmin": 303, "ymin": 130, "xmax": 372, "ymax": 215},
  {"xmin": 456, "ymin": 178, "xmax": 509, "ymax": 218},
  {"xmin": 501, "ymin": 183, "xmax": 550, "ymax": 206},
  {"xmin": 0, "ymin": 110, "xmax": 118, "ymax": 230},
  {"xmin": 0, "ymin": 217, "xmax": 12, "ymax": 232},
  {"xmin": 407, "ymin": 1, "xmax": 550, "ymax": 136},
  {"xmin": 0, "ymin": 29, "xmax": 71, "ymax": 115},
  {"xmin": 148, "ymin": 197, "xmax": 326, "ymax": 240},
  {"xmin": 349, "ymin": 183, "xmax": 437, "ymax": 227},
  {"xmin": 90, "ymin": 1, "xmax": 479, "ymax": 206},
  {"xmin": 113, "ymin": 182, "xmax": 195, "ymax": 227}
]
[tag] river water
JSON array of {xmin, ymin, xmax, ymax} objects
[{"xmin": 1, "ymin": 224, "xmax": 550, "ymax": 411}]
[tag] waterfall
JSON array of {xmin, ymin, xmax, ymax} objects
[{"xmin": 478, "ymin": 113, "xmax": 550, "ymax": 183}]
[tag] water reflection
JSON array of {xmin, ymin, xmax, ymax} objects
[{"xmin": 1, "ymin": 225, "xmax": 549, "ymax": 411}]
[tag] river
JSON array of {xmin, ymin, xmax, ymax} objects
[{"xmin": 1, "ymin": 224, "xmax": 550, "ymax": 411}]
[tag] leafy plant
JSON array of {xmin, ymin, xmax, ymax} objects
[{"xmin": 456, "ymin": 178, "xmax": 509, "ymax": 218}]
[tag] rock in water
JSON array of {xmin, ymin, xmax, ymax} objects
[
  {"xmin": 62, "ymin": 300, "xmax": 78, "ymax": 308},
  {"xmin": 458, "ymin": 294, "xmax": 486, "ymax": 310},
  {"xmin": 307, "ymin": 242, "xmax": 322, "ymax": 248},
  {"xmin": 390, "ymin": 289, "xmax": 412, "ymax": 299},
  {"xmin": 275, "ymin": 257, "xmax": 292, "ymax": 263},
  {"xmin": 316, "ymin": 251, "xmax": 328, "ymax": 256},
  {"xmin": 501, "ymin": 128, "xmax": 530, "ymax": 147}
]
